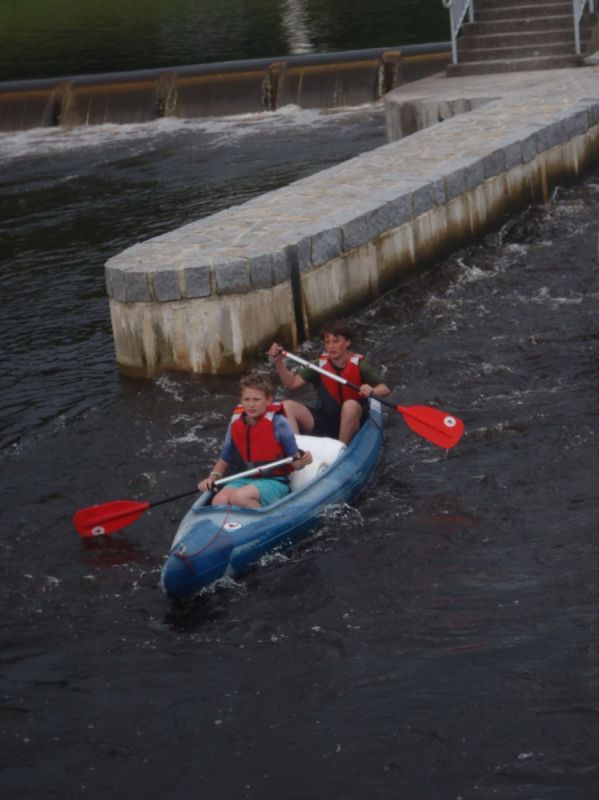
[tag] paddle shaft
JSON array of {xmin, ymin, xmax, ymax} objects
[
  {"xmin": 279, "ymin": 349, "xmax": 464, "ymax": 449},
  {"xmin": 145, "ymin": 456, "xmax": 296, "ymax": 511},
  {"xmin": 281, "ymin": 349, "xmax": 396, "ymax": 409},
  {"xmin": 74, "ymin": 456, "xmax": 296, "ymax": 537}
]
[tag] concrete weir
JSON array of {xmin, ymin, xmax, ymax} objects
[
  {"xmin": 105, "ymin": 67, "xmax": 599, "ymax": 376},
  {"xmin": 0, "ymin": 44, "xmax": 449, "ymax": 132}
]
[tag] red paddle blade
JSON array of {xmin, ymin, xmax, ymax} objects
[
  {"xmin": 396, "ymin": 405, "xmax": 464, "ymax": 449},
  {"xmin": 73, "ymin": 500, "xmax": 150, "ymax": 538}
]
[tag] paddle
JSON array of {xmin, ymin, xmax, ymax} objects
[
  {"xmin": 279, "ymin": 349, "xmax": 464, "ymax": 449},
  {"xmin": 73, "ymin": 456, "xmax": 296, "ymax": 538}
]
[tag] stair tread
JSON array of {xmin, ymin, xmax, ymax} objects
[
  {"xmin": 446, "ymin": 1, "xmax": 597, "ymax": 75},
  {"xmin": 461, "ymin": 32, "xmax": 575, "ymax": 42},
  {"xmin": 448, "ymin": 55, "xmax": 580, "ymax": 72}
]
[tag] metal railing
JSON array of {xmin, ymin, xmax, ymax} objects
[
  {"xmin": 573, "ymin": 0, "xmax": 595, "ymax": 54},
  {"xmin": 443, "ymin": 1, "xmax": 597, "ymax": 63},
  {"xmin": 442, "ymin": 0, "xmax": 474, "ymax": 64}
]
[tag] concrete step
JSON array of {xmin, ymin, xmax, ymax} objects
[
  {"xmin": 457, "ymin": 42, "xmax": 576, "ymax": 62},
  {"xmin": 447, "ymin": 54, "xmax": 581, "ymax": 77},
  {"xmin": 476, "ymin": 0, "xmax": 570, "ymax": 7},
  {"xmin": 464, "ymin": 17, "xmax": 577, "ymax": 36},
  {"xmin": 476, "ymin": 4, "xmax": 572, "ymax": 23},
  {"xmin": 461, "ymin": 12, "xmax": 599, "ymax": 36},
  {"xmin": 458, "ymin": 30, "xmax": 576, "ymax": 51}
]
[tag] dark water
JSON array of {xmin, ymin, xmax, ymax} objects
[
  {"xmin": 0, "ymin": 107, "xmax": 387, "ymax": 451},
  {"xmin": 0, "ymin": 0, "xmax": 449, "ymax": 83},
  {"xmin": 1, "ymin": 90, "xmax": 599, "ymax": 796}
]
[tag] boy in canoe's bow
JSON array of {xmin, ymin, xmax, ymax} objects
[
  {"xmin": 198, "ymin": 373, "xmax": 312, "ymax": 508},
  {"xmin": 268, "ymin": 320, "xmax": 390, "ymax": 445}
]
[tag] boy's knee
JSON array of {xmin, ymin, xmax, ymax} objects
[{"xmin": 341, "ymin": 399, "xmax": 361, "ymax": 417}]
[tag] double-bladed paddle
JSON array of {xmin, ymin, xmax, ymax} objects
[
  {"xmin": 73, "ymin": 456, "xmax": 295, "ymax": 538},
  {"xmin": 279, "ymin": 349, "xmax": 464, "ymax": 449}
]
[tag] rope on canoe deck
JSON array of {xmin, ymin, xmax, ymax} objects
[{"xmin": 174, "ymin": 506, "xmax": 233, "ymax": 575}]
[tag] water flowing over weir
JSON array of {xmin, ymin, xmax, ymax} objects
[{"xmin": 0, "ymin": 43, "xmax": 450, "ymax": 133}]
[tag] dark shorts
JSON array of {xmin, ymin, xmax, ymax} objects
[{"xmin": 310, "ymin": 404, "xmax": 369, "ymax": 439}]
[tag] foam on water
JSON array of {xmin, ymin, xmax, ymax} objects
[
  {"xmin": 155, "ymin": 375, "xmax": 184, "ymax": 401},
  {"xmin": 0, "ymin": 102, "xmax": 384, "ymax": 163}
]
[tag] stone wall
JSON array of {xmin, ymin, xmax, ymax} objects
[{"xmin": 105, "ymin": 68, "xmax": 599, "ymax": 375}]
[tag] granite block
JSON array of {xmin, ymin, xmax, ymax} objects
[
  {"xmin": 311, "ymin": 227, "xmax": 342, "ymax": 267},
  {"xmin": 272, "ymin": 250, "xmax": 290, "ymax": 284},
  {"xmin": 482, "ymin": 148, "xmax": 505, "ymax": 180},
  {"xmin": 535, "ymin": 118, "xmax": 568, "ymax": 151},
  {"xmin": 432, "ymin": 177, "xmax": 447, "ymax": 205},
  {"xmin": 214, "ymin": 259, "xmax": 250, "ymax": 294},
  {"xmin": 567, "ymin": 108, "xmax": 589, "ymax": 137},
  {"xmin": 153, "ymin": 270, "xmax": 181, "ymax": 302},
  {"xmin": 412, "ymin": 183, "xmax": 434, "ymax": 216},
  {"xmin": 464, "ymin": 160, "xmax": 485, "ymax": 191},
  {"xmin": 520, "ymin": 129, "xmax": 538, "ymax": 163},
  {"xmin": 503, "ymin": 140, "xmax": 523, "ymax": 170},
  {"xmin": 249, "ymin": 254, "xmax": 273, "ymax": 289},
  {"xmin": 363, "ymin": 192, "xmax": 404, "ymax": 237},
  {"xmin": 296, "ymin": 236, "xmax": 313, "ymax": 273},
  {"xmin": 380, "ymin": 192, "xmax": 413, "ymax": 229},
  {"xmin": 183, "ymin": 265, "xmax": 212, "ymax": 298},
  {"xmin": 109, "ymin": 268, "xmax": 127, "ymax": 302},
  {"xmin": 341, "ymin": 215, "xmax": 368, "ymax": 251},
  {"xmin": 445, "ymin": 166, "xmax": 467, "ymax": 200},
  {"xmin": 579, "ymin": 99, "xmax": 599, "ymax": 127},
  {"xmin": 126, "ymin": 271, "xmax": 152, "ymax": 302}
]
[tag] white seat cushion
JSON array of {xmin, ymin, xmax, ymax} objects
[{"xmin": 289, "ymin": 434, "xmax": 346, "ymax": 492}]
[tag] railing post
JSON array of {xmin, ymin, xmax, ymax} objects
[
  {"xmin": 573, "ymin": 0, "xmax": 595, "ymax": 56},
  {"xmin": 442, "ymin": 1, "xmax": 475, "ymax": 65}
]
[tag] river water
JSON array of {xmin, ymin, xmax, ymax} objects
[
  {"xmin": 0, "ymin": 0, "xmax": 448, "ymax": 82},
  {"xmin": 2, "ymin": 2, "xmax": 599, "ymax": 794},
  {"xmin": 1, "ymin": 97, "xmax": 599, "ymax": 797}
]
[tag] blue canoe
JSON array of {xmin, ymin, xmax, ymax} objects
[{"xmin": 160, "ymin": 398, "xmax": 384, "ymax": 600}]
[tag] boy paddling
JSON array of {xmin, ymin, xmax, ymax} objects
[
  {"xmin": 198, "ymin": 373, "xmax": 312, "ymax": 509},
  {"xmin": 269, "ymin": 320, "xmax": 391, "ymax": 445}
]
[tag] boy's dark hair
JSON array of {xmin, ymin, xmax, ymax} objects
[
  {"xmin": 239, "ymin": 372, "xmax": 273, "ymax": 396},
  {"xmin": 320, "ymin": 319, "xmax": 354, "ymax": 342}
]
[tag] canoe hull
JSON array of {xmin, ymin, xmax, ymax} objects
[{"xmin": 160, "ymin": 399, "xmax": 383, "ymax": 600}]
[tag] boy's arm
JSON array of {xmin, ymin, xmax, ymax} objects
[
  {"xmin": 268, "ymin": 343, "xmax": 307, "ymax": 390},
  {"xmin": 198, "ymin": 425, "xmax": 232, "ymax": 491},
  {"xmin": 360, "ymin": 362, "xmax": 391, "ymax": 398},
  {"xmin": 198, "ymin": 457, "xmax": 230, "ymax": 491}
]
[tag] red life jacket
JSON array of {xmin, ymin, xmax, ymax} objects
[
  {"xmin": 317, "ymin": 352, "xmax": 364, "ymax": 407},
  {"xmin": 230, "ymin": 402, "xmax": 293, "ymax": 478}
]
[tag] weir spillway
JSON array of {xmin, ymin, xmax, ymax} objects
[{"xmin": 0, "ymin": 44, "xmax": 450, "ymax": 133}]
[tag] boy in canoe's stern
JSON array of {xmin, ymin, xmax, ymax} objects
[
  {"xmin": 268, "ymin": 320, "xmax": 390, "ymax": 445},
  {"xmin": 198, "ymin": 373, "xmax": 312, "ymax": 509}
]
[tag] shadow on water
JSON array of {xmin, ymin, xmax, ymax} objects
[{"xmin": 79, "ymin": 536, "xmax": 153, "ymax": 569}]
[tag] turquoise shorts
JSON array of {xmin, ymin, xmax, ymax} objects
[{"xmin": 223, "ymin": 477, "xmax": 290, "ymax": 506}]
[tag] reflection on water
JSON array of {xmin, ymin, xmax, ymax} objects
[
  {"xmin": 0, "ymin": 0, "xmax": 449, "ymax": 82},
  {"xmin": 282, "ymin": 0, "xmax": 315, "ymax": 54}
]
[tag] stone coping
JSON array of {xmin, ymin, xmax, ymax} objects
[{"xmin": 105, "ymin": 67, "xmax": 599, "ymax": 309}]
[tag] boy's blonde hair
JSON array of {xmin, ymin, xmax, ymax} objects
[{"xmin": 239, "ymin": 372, "xmax": 273, "ymax": 397}]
